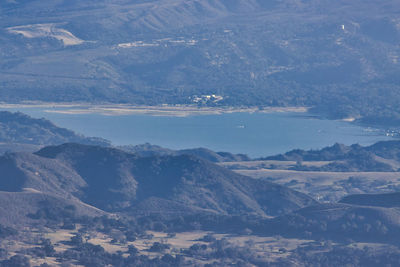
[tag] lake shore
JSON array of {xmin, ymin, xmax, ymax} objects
[
  {"xmin": 0, "ymin": 102, "xmax": 309, "ymax": 117},
  {"xmin": 0, "ymin": 102, "xmax": 392, "ymax": 157}
]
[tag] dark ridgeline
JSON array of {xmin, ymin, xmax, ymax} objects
[
  {"xmin": 263, "ymin": 142, "xmax": 400, "ymax": 172},
  {"xmin": 120, "ymin": 143, "xmax": 250, "ymax": 162},
  {"xmin": 31, "ymin": 143, "xmax": 316, "ymax": 216},
  {"xmin": 0, "ymin": 111, "xmax": 110, "ymax": 153},
  {"xmin": 0, "ymin": 111, "xmax": 251, "ymax": 162},
  {"xmin": 265, "ymin": 142, "xmax": 400, "ymax": 162}
]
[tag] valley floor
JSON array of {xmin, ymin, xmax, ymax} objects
[
  {"xmin": 2, "ymin": 225, "xmax": 399, "ymax": 266},
  {"xmin": 220, "ymin": 160, "xmax": 400, "ymax": 202}
]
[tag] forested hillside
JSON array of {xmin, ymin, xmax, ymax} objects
[{"xmin": 1, "ymin": 0, "xmax": 400, "ymax": 125}]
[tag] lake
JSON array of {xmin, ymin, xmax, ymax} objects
[{"xmin": 1, "ymin": 107, "xmax": 392, "ymax": 157}]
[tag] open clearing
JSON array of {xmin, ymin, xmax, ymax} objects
[
  {"xmin": 7, "ymin": 23, "xmax": 84, "ymax": 46},
  {"xmin": 42, "ymin": 229, "xmax": 315, "ymax": 262},
  {"xmin": 227, "ymin": 164, "xmax": 400, "ymax": 202}
]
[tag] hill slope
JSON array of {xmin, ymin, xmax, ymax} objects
[
  {"xmin": 0, "ymin": 111, "xmax": 110, "ymax": 153},
  {"xmin": 33, "ymin": 143, "xmax": 317, "ymax": 216},
  {"xmin": 1, "ymin": 0, "xmax": 400, "ymax": 124},
  {"xmin": 264, "ymin": 142, "xmax": 400, "ymax": 172},
  {"xmin": 0, "ymin": 190, "xmax": 105, "ymax": 228},
  {"xmin": 340, "ymin": 192, "xmax": 400, "ymax": 208},
  {"xmin": 120, "ymin": 143, "xmax": 250, "ymax": 162},
  {"xmin": 264, "ymin": 203, "xmax": 400, "ymax": 244},
  {"xmin": 0, "ymin": 143, "xmax": 317, "ymax": 229}
]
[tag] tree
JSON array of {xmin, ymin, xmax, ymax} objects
[{"xmin": 2, "ymin": 255, "xmax": 31, "ymax": 267}]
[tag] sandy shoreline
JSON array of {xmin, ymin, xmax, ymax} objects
[{"xmin": 0, "ymin": 102, "xmax": 309, "ymax": 117}]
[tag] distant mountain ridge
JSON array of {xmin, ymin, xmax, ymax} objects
[
  {"xmin": 0, "ymin": 111, "xmax": 252, "ymax": 165},
  {"xmin": 1, "ymin": 0, "xmax": 400, "ymax": 125},
  {"xmin": 33, "ymin": 143, "xmax": 316, "ymax": 216},
  {"xmin": 2, "ymin": 111, "xmax": 400, "ymax": 252},
  {"xmin": 264, "ymin": 142, "xmax": 400, "ymax": 172},
  {"xmin": 120, "ymin": 143, "xmax": 250, "ymax": 162},
  {"xmin": 0, "ymin": 111, "xmax": 110, "ymax": 153},
  {"xmin": 2, "ymin": 143, "xmax": 400, "ymax": 251},
  {"xmin": 0, "ymin": 142, "xmax": 319, "ymax": 229}
]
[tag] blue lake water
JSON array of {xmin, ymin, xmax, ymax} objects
[{"xmin": 2, "ymin": 107, "xmax": 392, "ymax": 157}]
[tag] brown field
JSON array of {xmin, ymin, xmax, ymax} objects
[{"xmin": 221, "ymin": 161, "xmax": 400, "ymax": 202}]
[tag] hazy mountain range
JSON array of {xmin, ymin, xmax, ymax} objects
[
  {"xmin": 2, "ymin": 0, "xmax": 400, "ymax": 262},
  {"xmin": 0, "ymin": 143, "xmax": 315, "ymax": 223},
  {"xmin": 1, "ymin": 0, "xmax": 400, "ymax": 125},
  {"xmin": 1, "ymin": 111, "xmax": 400, "ymax": 265},
  {"xmin": 2, "ymin": 143, "xmax": 400, "ymax": 250},
  {"xmin": 0, "ymin": 111, "xmax": 110, "ymax": 151}
]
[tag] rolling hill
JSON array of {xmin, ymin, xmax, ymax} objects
[
  {"xmin": 33, "ymin": 143, "xmax": 317, "ymax": 216},
  {"xmin": 0, "ymin": 142, "xmax": 317, "ymax": 230},
  {"xmin": 340, "ymin": 192, "xmax": 400, "ymax": 208},
  {"xmin": 263, "ymin": 142, "xmax": 400, "ymax": 172},
  {"xmin": 0, "ymin": 111, "xmax": 110, "ymax": 153},
  {"xmin": 2, "ymin": 141, "xmax": 400, "ymax": 265},
  {"xmin": 120, "ymin": 143, "xmax": 250, "ymax": 162},
  {"xmin": 264, "ymin": 203, "xmax": 400, "ymax": 244},
  {"xmin": 0, "ymin": 190, "xmax": 105, "ymax": 228}
]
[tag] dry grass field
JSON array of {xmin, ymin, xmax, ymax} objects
[{"xmin": 220, "ymin": 160, "xmax": 400, "ymax": 202}]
